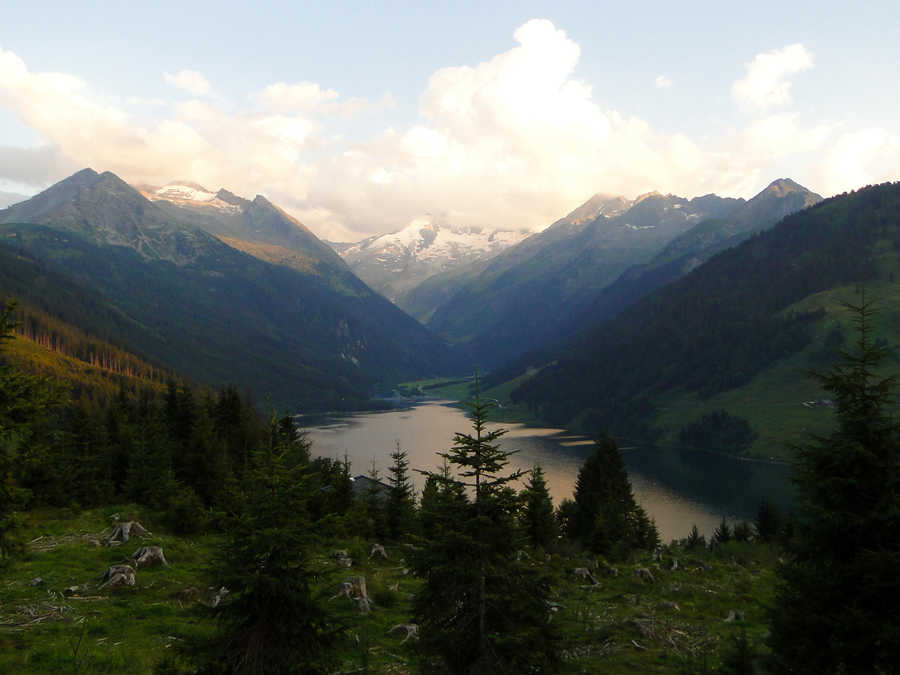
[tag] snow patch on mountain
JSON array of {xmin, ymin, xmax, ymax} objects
[
  {"xmin": 332, "ymin": 218, "xmax": 533, "ymax": 303},
  {"xmin": 140, "ymin": 181, "xmax": 241, "ymax": 213}
]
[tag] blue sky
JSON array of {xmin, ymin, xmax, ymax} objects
[{"xmin": 1, "ymin": 1, "xmax": 898, "ymax": 239}]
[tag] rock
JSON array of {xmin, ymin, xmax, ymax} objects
[
  {"xmin": 634, "ymin": 567, "xmax": 655, "ymax": 583},
  {"xmin": 63, "ymin": 585, "xmax": 83, "ymax": 596},
  {"xmin": 369, "ymin": 543, "xmax": 388, "ymax": 559},
  {"xmin": 104, "ymin": 521, "xmax": 150, "ymax": 545},
  {"xmin": 388, "ymin": 623, "xmax": 419, "ymax": 643},
  {"xmin": 29, "ymin": 577, "xmax": 43, "ymax": 586},
  {"xmin": 207, "ymin": 586, "xmax": 229, "ymax": 608},
  {"xmin": 132, "ymin": 545, "xmax": 168, "ymax": 567},
  {"xmin": 356, "ymin": 596, "xmax": 371, "ymax": 614},
  {"xmin": 337, "ymin": 557, "xmax": 353, "ymax": 568},
  {"xmin": 572, "ymin": 567, "xmax": 600, "ymax": 585},
  {"xmin": 98, "ymin": 564, "xmax": 136, "ymax": 590},
  {"xmin": 330, "ymin": 549, "xmax": 350, "ymax": 559},
  {"xmin": 724, "ymin": 609, "xmax": 745, "ymax": 623}
]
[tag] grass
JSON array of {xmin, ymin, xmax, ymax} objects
[
  {"xmin": 0, "ymin": 507, "xmax": 779, "ymax": 673},
  {"xmin": 653, "ymin": 281, "xmax": 900, "ymax": 459}
]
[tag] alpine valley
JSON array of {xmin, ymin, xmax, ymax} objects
[{"xmin": 0, "ymin": 169, "xmax": 461, "ymax": 411}]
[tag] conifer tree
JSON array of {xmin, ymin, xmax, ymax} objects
[
  {"xmin": 570, "ymin": 434, "xmax": 658, "ymax": 557},
  {"xmin": 753, "ymin": 498, "xmax": 781, "ymax": 543},
  {"xmin": 713, "ymin": 516, "xmax": 732, "ymax": 545},
  {"xmin": 770, "ymin": 295, "xmax": 900, "ymax": 672},
  {"xmin": 385, "ymin": 441, "xmax": 415, "ymax": 540},
  {"xmin": 412, "ymin": 377, "xmax": 560, "ymax": 673},
  {"xmin": 0, "ymin": 300, "xmax": 59, "ymax": 561},
  {"xmin": 199, "ymin": 412, "xmax": 337, "ymax": 673},
  {"xmin": 521, "ymin": 463, "xmax": 558, "ymax": 550}
]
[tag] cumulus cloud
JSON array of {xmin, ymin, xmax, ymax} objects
[
  {"xmin": 164, "ymin": 69, "xmax": 212, "ymax": 95},
  {"xmin": 0, "ymin": 29, "xmax": 894, "ymax": 241},
  {"xmin": 655, "ymin": 75, "xmax": 672, "ymax": 89},
  {"xmin": 817, "ymin": 128, "xmax": 900, "ymax": 194},
  {"xmin": 732, "ymin": 43, "xmax": 813, "ymax": 111}
]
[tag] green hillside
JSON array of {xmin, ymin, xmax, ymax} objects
[
  {"xmin": 0, "ymin": 170, "xmax": 461, "ymax": 410},
  {"xmin": 506, "ymin": 182, "xmax": 900, "ymax": 457}
]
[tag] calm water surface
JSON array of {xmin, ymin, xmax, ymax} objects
[{"xmin": 304, "ymin": 400, "xmax": 792, "ymax": 543}]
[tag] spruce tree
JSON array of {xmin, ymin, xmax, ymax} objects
[
  {"xmin": 713, "ymin": 516, "xmax": 732, "ymax": 545},
  {"xmin": 385, "ymin": 442, "xmax": 415, "ymax": 540},
  {"xmin": 570, "ymin": 434, "xmax": 658, "ymax": 557},
  {"xmin": 521, "ymin": 463, "xmax": 558, "ymax": 550},
  {"xmin": 0, "ymin": 300, "xmax": 59, "ymax": 561},
  {"xmin": 753, "ymin": 498, "xmax": 781, "ymax": 543},
  {"xmin": 770, "ymin": 296, "xmax": 900, "ymax": 673},
  {"xmin": 199, "ymin": 412, "xmax": 337, "ymax": 673},
  {"xmin": 412, "ymin": 378, "xmax": 560, "ymax": 673}
]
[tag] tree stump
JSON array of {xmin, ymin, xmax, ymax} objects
[
  {"xmin": 634, "ymin": 567, "xmax": 655, "ymax": 584},
  {"xmin": 206, "ymin": 586, "xmax": 229, "ymax": 607},
  {"xmin": 388, "ymin": 623, "xmax": 419, "ymax": 643},
  {"xmin": 132, "ymin": 545, "xmax": 168, "ymax": 567},
  {"xmin": 98, "ymin": 564, "xmax": 136, "ymax": 590},
  {"xmin": 104, "ymin": 521, "xmax": 150, "ymax": 545},
  {"xmin": 572, "ymin": 567, "xmax": 599, "ymax": 585}
]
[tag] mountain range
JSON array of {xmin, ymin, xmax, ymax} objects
[
  {"xmin": 498, "ymin": 181, "xmax": 899, "ymax": 455},
  {"xmin": 0, "ymin": 169, "xmax": 460, "ymax": 410},
  {"xmin": 331, "ymin": 219, "xmax": 532, "ymax": 318}
]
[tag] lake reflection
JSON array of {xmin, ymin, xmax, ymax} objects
[{"xmin": 303, "ymin": 400, "xmax": 792, "ymax": 542}]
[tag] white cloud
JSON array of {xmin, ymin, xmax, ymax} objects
[
  {"xmin": 164, "ymin": 69, "xmax": 212, "ymax": 95},
  {"xmin": 0, "ymin": 30, "xmax": 895, "ymax": 241},
  {"xmin": 655, "ymin": 75, "xmax": 672, "ymax": 89},
  {"xmin": 817, "ymin": 128, "xmax": 900, "ymax": 194},
  {"xmin": 732, "ymin": 43, "xmax": 813, "ymax": 111}
]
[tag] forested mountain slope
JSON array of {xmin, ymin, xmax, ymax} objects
[
  {"xmin": 426, "ymin": 191, "xmax": 742, "ymax": 369},
  {"xmin": 508, "ymin": 182, "xmax": 900, "ymax": 453},
  {"xmin": 0, "ymin": 170, "xmax": 460, "ymax": 410}
]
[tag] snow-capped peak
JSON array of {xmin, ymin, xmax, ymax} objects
[{"xmin": 140, "ymin": 181, "xmax": 242, "ymax": 213}]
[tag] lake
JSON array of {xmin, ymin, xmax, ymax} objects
[{"xmin": 303, "ymin": 400, "xmax": 793, "ymax": 543}]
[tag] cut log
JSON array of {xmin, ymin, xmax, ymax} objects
[
  {"xmin": 132, "ymin": 545, "xmax": 168, "ymax": 567},
  {"xmin": 98, "ymin": 564, "xmax": 136, "ymax": 590}
]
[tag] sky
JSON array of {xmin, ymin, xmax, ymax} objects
[{"xmin": 1, "ymin": 0, "xmax": 898, "ymax": 241}]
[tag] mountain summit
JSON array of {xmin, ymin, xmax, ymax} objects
[
  {"xmin": 0, "ymin": 169, "xmax": 459, "ymax": 408},
  {"xmin": 333, "ymin": 219, "xmax": 532, "ymax": 305}
]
